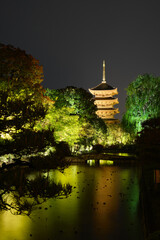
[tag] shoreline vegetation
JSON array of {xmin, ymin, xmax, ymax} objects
[
  {"xmin": 0, "ymin": 151, "xmax": 137, "ymax": 171},
  {"xmin": 1, "ymin": 141, "xmax": 160, "ymax": 171},
  {"xmin": 1, "ymin": 149, "xmax": 160, "ymax": 174},
  {"xmin": 1, "ymin": 139, "xmax": 160, "ymax": 170}
]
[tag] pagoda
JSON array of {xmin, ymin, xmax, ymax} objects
[{"xmin": 89, "ymin": 60, "xmax": 119, "ymax": 124}]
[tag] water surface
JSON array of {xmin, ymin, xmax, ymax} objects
[{"xmin": 0, "ymin": 161, "xmax": 144, "ymax": 240}]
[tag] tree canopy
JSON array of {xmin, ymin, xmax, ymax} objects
[
  {"xmin": 122, "ymin": 74, "xmax": 160, "ymax": 134},
  {"xmin": 0, "ymin": 44, "xmax": 53, "ymax": 158},
  {"xmin": 45, "ymin": 86, "xmax": 97, "ymax": 119},
  {"xmin": 0, "ymin": 43, "xmax": 44, "ymax": 90},
  {"xmin": 35, "ymin": 106, "xmax": 84, "ymax": 148},
  {"xmin": 45, "ymin": 87, "xmax": 106, "ymax": 130},
  {"xmin": 0, "ymin": 44, "xmax": 46, "ymax": 136},
  {"xmin": 43, "ymin": 87, "xmax": 107, "ymax": 149}
]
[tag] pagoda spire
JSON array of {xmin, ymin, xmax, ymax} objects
[{"xmin": 102, "ymin": 60, "xmax": 106, "ymax": 83}]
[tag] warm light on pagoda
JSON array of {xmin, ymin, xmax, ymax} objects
[{"xmin": 89, "ymin": 60, "xmax": 119, "ymax": 124}]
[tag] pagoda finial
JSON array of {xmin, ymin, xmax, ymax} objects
[{"xmin": 102, "ymin": 60, "xmax": 106, "ymax": 83}]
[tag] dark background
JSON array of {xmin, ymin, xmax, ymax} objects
[{"xmin": 1, "ymin": 0, "xmax": 160, "ymax": 119}]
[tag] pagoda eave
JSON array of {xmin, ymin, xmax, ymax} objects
[
  {"xmin": 97, "ymin": 108, "xmax": 119, "ymax": 113},
  {"xmin": 94, "ymin": 98, "xmax": 119, "ymax": 106},
  {"xmin": 89, "ymin": 88, "xmax": 118, "ymax": 97}
]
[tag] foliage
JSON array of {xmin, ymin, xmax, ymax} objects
[
  {"xmin": 122, "ymin": 74, "xmax": 160, "ymax": 134},
  {"xmin": 0, "ymin": 94, "xmax": 46, "ymax": 134},
  {"xmin": 35, "ymin": 106, "xmax": 84, "ymax": 147},
  {"xmin": 0, "ymin": 129, "xmax": 57, "ymax": 164},
  {"xmin": 45, "ymin": 86, "xmax": 97, "ymax": 119},
  {"xmin": 136, "ymin": 117, "xmax": 160, "ymax": 158},
  {"xmin": 43, "ymin": 87, "xmax": 107, "ymax": 150},
  {"xmin": 45, "ymin": 86, "xmax": 107, "ymax": 134},
  {"xmin": 0, "ymin": 43, "xmax": 47, "ymax": 138},
  {"xmin": 55, "ymin": 141, "xmax": 71, "ymax": 157},
  {"xmin": 106, "ymin": 123, "xmax": 133, "ymax": 146},
  {"xmin": 0, "ymin": 43, "xmax": 44, "ymax": 89},
  {"xmin": 92, "ymin": 144, "xmax": 104, "ymax": 153}
]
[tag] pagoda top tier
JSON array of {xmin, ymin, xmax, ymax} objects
[
  {"xmin": 89, "ymin": 60, "xmax": 118, "ymax": 95},
  {"xmin": 90, "ymin": 60, "xmax": 116, "ymax": 91}
]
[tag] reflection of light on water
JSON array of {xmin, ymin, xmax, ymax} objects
[
  {"xmin": 107, "ymin": 152, "xmax": 132, "ymax": 157},
  {"xmin": 118, "ymin": 153, "xmax": 130, "ymax": 157},
  {"xmin": 99, "ymin": 160, "xmax": 114, "ymax": 166},
  {"xmin": 120, "ymin": 169, "xmax": 130, "ymax": 181},
  {"xmin": 0, "ymin": 210, "xmax": 30, "ymax": 240},
  {"xmin": 46, "ymin": 166, "xmax": 78, "ymax": 186},
  {"xmin": 0, "ymin": 165, "xmax": 142, "ymax": 240},
  {"xmin": 87, "ymin": 160, "xmax": 114, "ymax": 166},
  {"xmin": 120, "ymin": 168, "xmax": 140, "ymax": 219},
  {"xmin": 87, "ymin": 160, "xmax": 96, "ymax": 166}
]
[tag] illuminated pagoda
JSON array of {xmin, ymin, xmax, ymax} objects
[{"xmin": 89, "ymin": 60, "xmax": 119, "ymax": 124}]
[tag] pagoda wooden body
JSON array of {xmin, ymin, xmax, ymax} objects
[{"xmin": 89, "ymin": 61, "xmax": 119, "ymax": 124}]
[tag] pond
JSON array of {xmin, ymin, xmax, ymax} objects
[{"xmin": 0, "ymin": 161, "xmax": 144, "ymax": 240}]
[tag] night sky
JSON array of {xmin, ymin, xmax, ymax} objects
[{"xmin": 1, "ymin": 1, "xmax": 160, "ymax": 119}]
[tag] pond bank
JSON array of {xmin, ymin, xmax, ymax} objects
[{"xmin": 0, "ymin": 152, "xmax": 137, "ymax": 170}]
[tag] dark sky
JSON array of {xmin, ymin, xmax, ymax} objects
[{"xmin": 1, "ymin": 0, "xmax": 160, "ymax": 119}]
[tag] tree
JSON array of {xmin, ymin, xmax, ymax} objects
[
  {"xmin": 45, "ymin": 86, "xmax": 97, "ymax": 119},
  {"xmin": 44, "ymin": 87, "xmax": 107, "ymax": 150},
  {"xmin": 122, "ymin": 74, "xmax": 160, "ymax": 134},
  {"xmin": 136, "ymin": 117, "xmax": 160, "ymax": 158},
  {"xmin": 0, "ymin": 44, "xmax": 53, "ymax": 159},
  {"xmin": 35, "ymin": 106, "xmax": 84, "ymax": 148},
  {"xmin": 0, "ymin": 43, "xmax": 44, "ymax": 90},
  {"xmin": 45, "ymin": 86, "xmax": 107, "ymax": 131},
  {"xmin": 106, "ymin": 124, "xmax": 132, "ymax": 146},
  {"xmin": 0, "ymin": 43, "xmax": 47, "ymax": 137}
]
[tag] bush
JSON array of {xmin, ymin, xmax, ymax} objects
[{"xmin": 92, "ymin": 144, "xmax": 104, "ymax": 153}]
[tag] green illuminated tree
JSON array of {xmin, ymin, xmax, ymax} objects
[
  {"xmin": 106, "ymin": 124, "xmax": 132, "ymax": 146},
  {"xmin": 44, "ymin": 87, "xmax": 107, "ymax": 149},
  {"xmin": 35, "ymin": 104, "xmax": 107, "ymax": 150},
  {"xmin": 45, "ymin": 86, "xmax": 97, "ymax": 119},
  {"xmin": 35, "ymin": 106, "xmax": 84, "ymax": 147},
  {"xmin": 45, "ymin": 87, "xmax": 106, "ymax": 132},
  {"xmin": 122, "ymin": 74, "xmax": 160, "ymax": 134}
]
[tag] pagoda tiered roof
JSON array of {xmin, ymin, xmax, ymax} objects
[
  {"xmin": 90, "ymin": 82, "xmax": 114, "ymax": 91},
  {"xmin": 89, "ymin": 60, "xmax": 119, "ymax": 123}
]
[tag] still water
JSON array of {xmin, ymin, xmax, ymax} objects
[{"xmin": 0, "ymin": 161, "xmax": 144, "ymax": 240}]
